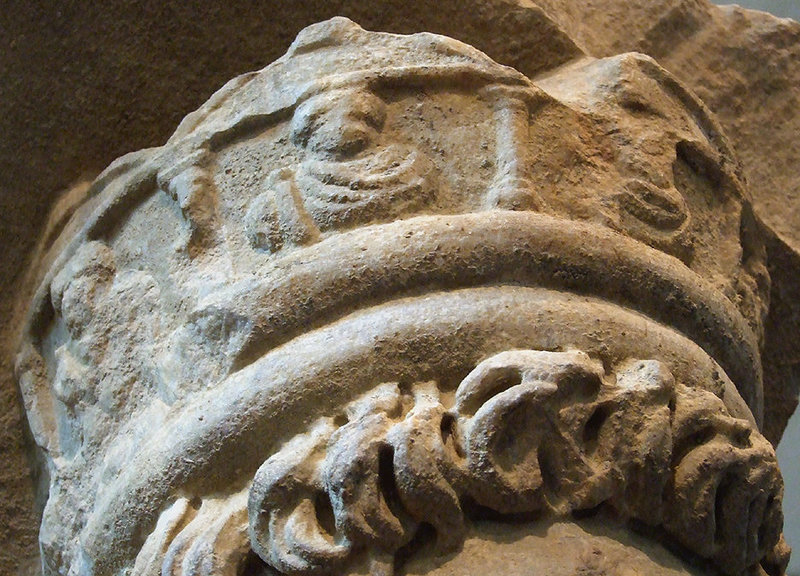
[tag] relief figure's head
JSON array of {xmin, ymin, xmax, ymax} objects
[{"xmin": 15, "ymin": 16, "xmax": 792, "ymax": 576}]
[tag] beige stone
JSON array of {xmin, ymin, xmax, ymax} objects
[{"xmin": 11, "ymin": 15, "xmax": 797, "ymax": 576}]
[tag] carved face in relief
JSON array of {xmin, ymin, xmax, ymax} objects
[
  {"xmin": 292, "ymin": 88, "xmax": 388, "ymax": 159},
  {"xmin": 15, "ymin": 17, "xmax": 788, "ymax": 576},
  {"xmin": 244, "ymin": 84, "xmax": 437, "ymax": 251}
]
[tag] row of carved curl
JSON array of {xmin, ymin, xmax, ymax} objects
[{"xmin": 244, "ymin": 350, "xmax": 786, "ymax": 576}]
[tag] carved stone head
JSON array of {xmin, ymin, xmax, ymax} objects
[{"xmin": 16, "ymin": 17, "xmax": 790, "ymax": 576}]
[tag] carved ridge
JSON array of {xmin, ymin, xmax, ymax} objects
[{"xmin": 241, "ymin": 350, "xmax": 784, "ymax": 576}]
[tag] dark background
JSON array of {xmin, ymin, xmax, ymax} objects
[{"xmin": 1, "ymin": 1, "xmax": 798, "ymax": 573}]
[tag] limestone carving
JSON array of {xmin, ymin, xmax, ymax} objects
[
  {"xmin": 15, "ymin": 16, "xmax": 791, "ymax": 576},
  {"xmin": 244, "ymin": 351, "xmax": 783, "ymax": 576}
]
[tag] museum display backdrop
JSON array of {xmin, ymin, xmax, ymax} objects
[{"xmin": 12, "ymin": 13, "xmax": 800, "ymax": 576}]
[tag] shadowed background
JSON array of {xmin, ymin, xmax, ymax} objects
[{"xmin": 1, "ymin": 1, "xmax": 798, "ymax": 573}]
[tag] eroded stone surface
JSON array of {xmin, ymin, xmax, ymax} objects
[
  {"xmin": 11, "ymin": 14, "xmax": 796, "ymax": 576},
  {"xmin": 244, "ymin": 351, "xmax": 782, "ymax": 576},
  {"xmin": 405, "ymin": 519, "xmax": 719, "ymax": 576}
]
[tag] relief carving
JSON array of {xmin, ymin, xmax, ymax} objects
[
  {"xmin": 14, "ymin": 16, "xmax": 792, "ymax": 576},
  {"xmin": 128, "ymin": 351, "xmax": 783, "ymax": 576}
]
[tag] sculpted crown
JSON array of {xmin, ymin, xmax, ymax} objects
[{"xmin": 15, "ymin": 17, "xmax": 789, "ymax": 576}]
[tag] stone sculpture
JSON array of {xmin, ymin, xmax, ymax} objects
[{"xmin": 15, "ymin": 16, "xmax": 793, "ymax": 576}]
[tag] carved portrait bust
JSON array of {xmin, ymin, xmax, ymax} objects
[{"xmin": 15, "ymin": 16, "xmax": 792, "ymax": 576}]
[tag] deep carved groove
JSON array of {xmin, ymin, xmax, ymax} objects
[
  {"xmin": 314, "ymin": 491, "xmax": 336, "ymax": 537},
  {"xmin": 393, "ymin": 522, "xmax": 437, "ymax": 574},
  {"xmin": 537, "ymin": 444, "xmax": 560, "ymax": 497},
  {"xmin": 238, "ymin": 550, "xmax": 275, "ymax": 576},
  {"xmin": 378, "ymin": 445, "xmax": 405, "ymax": 522},
  {"xmin": 714, "ymin": 474, "xmax": 735, "ymax": 545},
  {"xmin": 671, "ymin": 424, "xmax": 716, "ymax": 467},
  {"xmin": 582, "ymin": 403, "xmax": 610, "ymax": 449},
  {"xmin": 440, "ymin": 412, "xmax": 464, "ymax": 458}
]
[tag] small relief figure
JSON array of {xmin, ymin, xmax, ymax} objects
[
  {"xmin": 233, "ymin": 18, "xmax": 554, "ymax": 254},
  {"xmin": 245, "ymin": 168, "xmax": 320, "ymax": 253},
  {"xmin": 245, "ymin": 85, "xmax": 437, "ymax": 253},
  {"xmin": 157, "ymin": 149, "xmax": 222, "ymax": 256}
]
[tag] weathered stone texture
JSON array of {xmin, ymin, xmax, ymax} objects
[{"xmin": 2, "ymin": 3, "xmax": 800, "ymax": 576}]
